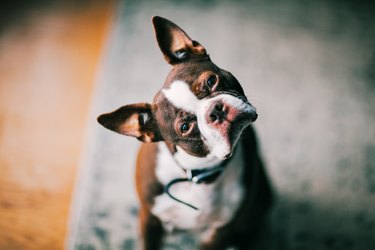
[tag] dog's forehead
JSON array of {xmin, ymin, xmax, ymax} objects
[
  {"xmin": 153, "ymin": 60, "xmax": 244, "ymax": 116},
  {"xmin": 165, "ymin": 61, "xmax": 219, "ymax": 87},
  {"xmin": 153, "ymin": 61, "xmax": 215, "ymax": 112}
]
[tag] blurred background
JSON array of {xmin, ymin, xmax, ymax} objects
[
  {"xmin": 0, "ymin": 0, "xmax": 113, "ymax": 249},
  {"xmin": 0, "ymin": 0, "xmax": 374, "ymax": 249}
]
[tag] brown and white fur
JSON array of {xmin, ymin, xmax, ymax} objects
[{"xmin": 97, "ymin": 16, "xmax": 272, "ymax": 250}]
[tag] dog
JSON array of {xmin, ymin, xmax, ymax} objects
[{"xmin": 97, "ymin": 16, "xmax": 272, "ymax": 250}]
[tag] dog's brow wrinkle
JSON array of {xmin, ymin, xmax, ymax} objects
[{"xmin": 162, "ymin": 80, "xmax": 199, "ymax": 114}]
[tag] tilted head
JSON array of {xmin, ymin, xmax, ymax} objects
[{"xmin": 98, "ymin": 16, "xmax": 258, "ymax": 169}]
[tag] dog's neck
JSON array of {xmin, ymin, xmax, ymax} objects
[
  {"xmin": 169, "ymin": 144, "xmax": 230, "ymax": 180},
  {"xmin": 173, "ymin": 145, "xmax": 225, "ymax": 170},
  {"xmin": 162, "ymin": 142, "xmax": 231, "ymax": 210}
]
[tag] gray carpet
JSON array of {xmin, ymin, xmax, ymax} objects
[{"xmin": 69, "ymin": 0, "xmax": 375, "ymax": 249}]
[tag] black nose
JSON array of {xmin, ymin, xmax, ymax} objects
[{"xmin": 208, "ymin": 103, "xmax": 225, "ymax": 123}]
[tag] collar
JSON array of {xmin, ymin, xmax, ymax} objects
[
  {"xmin": 164, "ymin": 159, "xmax": 229, "ymax": 210},
  {"xmin": 185, "ymin": 162, "xmax": 227, "ymax": 184}
]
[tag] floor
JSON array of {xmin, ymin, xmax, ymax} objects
[{"xmin": 0, "ymin": 1, "xmax": 113, "ymax": 249}]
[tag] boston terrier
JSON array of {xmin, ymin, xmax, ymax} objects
[{"xmin": 98, "ymin": 16, "xmax": 272, "ymax": 250}]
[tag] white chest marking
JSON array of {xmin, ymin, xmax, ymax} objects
[{"xmin": 151, "ymin": 142, "xmax": 245, "ymax": 233}]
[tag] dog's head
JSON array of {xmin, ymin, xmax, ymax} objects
[{"xmin": 98, "ymin": 16, "xmax": 258, "ymax": 169}]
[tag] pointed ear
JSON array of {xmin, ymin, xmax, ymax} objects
[
  {"xmin": 97, "ymin": 103, "xmax": 162, "ymax": 143},
  {"xmin": 152, "ymin": 16, "xmax": 208, "ymax": 65}
]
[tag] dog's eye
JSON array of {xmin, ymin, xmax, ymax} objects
[
  {"xmin": 206, "ymin": 75, "xmax": 217, "ymax": 88},
  {"xmin": 180, "ymin": 123, "xmax": 190, "ymax": 134}
]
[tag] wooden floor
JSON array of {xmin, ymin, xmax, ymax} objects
[{"xmin": 0, "ymin": 2, "xmax": 113, "ymax": 249}]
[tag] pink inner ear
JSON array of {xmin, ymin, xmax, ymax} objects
[
  {"xmin": 119, "ymin": 113, "xmax": 142, "ymax": 137},
  {"xmin": 169, "ymin": 29, "xmax": 206, "ymax": 58},
  {"xmin": 171, "ymin": 30, "xmax": 186, "ymax": 48}
]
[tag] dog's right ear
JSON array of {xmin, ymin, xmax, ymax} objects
[
  {"xmin": 97, "ymin": 103, "xmax": 162, "ymax": 143},
  {"xmin": 152, "ymin": 16, "xmax": 208, "ymax": 65}
]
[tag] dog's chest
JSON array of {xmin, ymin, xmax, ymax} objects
[{"xmin": 151, "ymin": 143, "xmax": 245, "ymax": 231}]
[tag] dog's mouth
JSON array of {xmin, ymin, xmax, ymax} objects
[{"xmin": 197, "ymin": 94, "xmax": 257, "ymax": 159}]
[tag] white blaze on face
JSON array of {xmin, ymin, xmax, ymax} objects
[
  {"xmin": 162, "ymin": 80, "xmax": 199, "ymax": 113},
  {"xmin": 162, "ymin": 80, "xmax": 255, "ymax": 161}
]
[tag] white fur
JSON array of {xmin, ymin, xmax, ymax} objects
[
  {"xmin": 151, "ymin": 142, "xmax": 245, "ymax": 235},
  {"xmin": 174, "ymin": 146, "xmax": 223, "ymax": 170},
  {"xmin": 155, "ymin": 142, "xmax": 185, "ymax": 184},
  {"xmin": 162, "ymin": 80, "xmax": 199, "ymax": 114}
]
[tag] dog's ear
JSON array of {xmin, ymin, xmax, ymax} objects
[
  {"xmin": 97, "ymin": 103, "xmax": 162, "ymax": 143},
  {"xmin": 152, "ymin": 16, "xmax": 208, "ymax": 65}
]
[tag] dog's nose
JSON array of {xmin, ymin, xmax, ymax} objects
[
  {"xmin": 208, "ymin": 102, "xmax": 226, "ymax": 123},
  {"xmin": 206, "ymin": 100, "xmax": 258, "ymax": 124}
]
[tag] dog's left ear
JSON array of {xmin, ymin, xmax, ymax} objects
[
  {"xmin": 97, "ymin": 103, "xmax": 162, "ymax": 143},
  {"xmin": 152, "ymin": 16, "xmax": 208, "ymax": 65}
]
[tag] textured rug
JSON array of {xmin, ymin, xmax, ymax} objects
[{"xmin": 70, "ymin": 0, "xmax": 375, "ymax": 249}]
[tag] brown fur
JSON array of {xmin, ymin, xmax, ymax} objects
[{"xmin": 136, "ymin": 143, "xmax": 165, "ymax": 249}]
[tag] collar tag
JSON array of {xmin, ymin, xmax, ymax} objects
[{"xmin": 189, "ymin": 166, "xmax": 225, "ymax": 184}]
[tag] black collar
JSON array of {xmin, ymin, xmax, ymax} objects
[
  {"xmin": 186, "ymin": 163, "xmax": 226, "ymax": 184},
  {"xmin": 164, "ymin": 160, "xmax": 228, "ymax": 210}
]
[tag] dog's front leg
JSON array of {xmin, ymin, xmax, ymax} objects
[
  {"xmin": 199, "ymin": 227, "xmax": 237, "ymax": 250},
  {"xmin": 139, "ymin": 207, "xmax": 164, "ymax": 250},
  {"xmin": 200, "ymin": 226, "xmax": 256, "ymax": 250}
]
